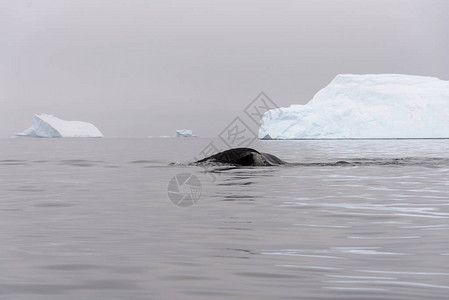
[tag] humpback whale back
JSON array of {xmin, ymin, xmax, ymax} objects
[
  {"xmin": 260, "ymin": 152, "xmax": 286, "ymax": 166},
  {"xmin": 195, "ymin": 148, "xmax": 286, "ymax": 166}
]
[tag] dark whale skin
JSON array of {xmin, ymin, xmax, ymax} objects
[{"xmin": 195, "ymin": 148, "xmax": 286, "ymax": 166}]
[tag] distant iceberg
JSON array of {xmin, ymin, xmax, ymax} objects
[
  {"xmin": 260, "ymin": 74, "xmax": 449, "ymax": 139},
  {"xmin": 147, "ymin": 135, "xmax": 171, "ymax": 138},
  {"xmin": 176, "ymin": 129, "xmax": 196, "ymax": 137},
  {"xmin": 15, "ymin": 114, "xmax": 104, "ymax": 138}
]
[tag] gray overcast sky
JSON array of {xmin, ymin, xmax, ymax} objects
[{"xmin": 1, "ymin": 0, "xmax": 448, "ymax": 137}]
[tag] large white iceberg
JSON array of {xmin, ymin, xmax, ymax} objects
[
  {"xmin": 260, "ymin": 74, "xmax": 449, "ymax": 139},
  {"xmin": 15, "ymin": 114, "xmax": 104, "ymax": 138}
]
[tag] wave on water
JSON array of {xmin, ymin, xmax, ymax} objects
[{"xmin": 186, "ymin": 157, "xmax": 449, "ymax": 168}]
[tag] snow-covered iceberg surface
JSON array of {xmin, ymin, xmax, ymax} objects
[
  {"xmin": 176, "ymin": 129, "xmax": 196, "ymax": 137},
  {"xmin": 15, "ymin": 114, "xmax": 104, "ymax": 138},
  {"xmin": 259, "ymin": 74, "xmax": 449, "ymax": 139}
]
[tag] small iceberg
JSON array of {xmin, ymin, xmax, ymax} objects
[
  {"xmin": 175, "ymin": 129, "xmax": 196, "ymax": 137},
  {"xmin": 260, "ymin": 74, "xmax": 449, "ymax": 139},
  {"xmin": 15, "ymin": 114, "xmax": 104, "ymax": 138}
]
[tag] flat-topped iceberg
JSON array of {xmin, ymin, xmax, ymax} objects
[
  {"xmin": 259, "ymin": 74, "xmax": 449, "ymax": 139},
  {"xmin": 15, "ymin": 114, "xmax": 104, "ymax": 138},
  {"xmin": 176, "ymin": 129, "xmax": 196, "ymax": 137}
]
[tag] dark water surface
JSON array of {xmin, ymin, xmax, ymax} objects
[{"xmin": 1, "ymin": 138, "xmax": 448, "ymax": 299}]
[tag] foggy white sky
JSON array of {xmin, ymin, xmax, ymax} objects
[{"xmin": 1, "ymin": 0, "xmax": 448, "ymax": 137}]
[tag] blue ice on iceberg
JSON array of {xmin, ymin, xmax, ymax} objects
[
  {"xmin": 15, "ymin": 114, "xmax": 104, "ymax": 138},
  {"xmin": 259, "ymin": 74, "xmax": 449, "ymax": 139}
]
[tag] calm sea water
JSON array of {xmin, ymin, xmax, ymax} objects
[{"xmin": 1, "ymin": 138, "xmax": 448, "ymax": 300}]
